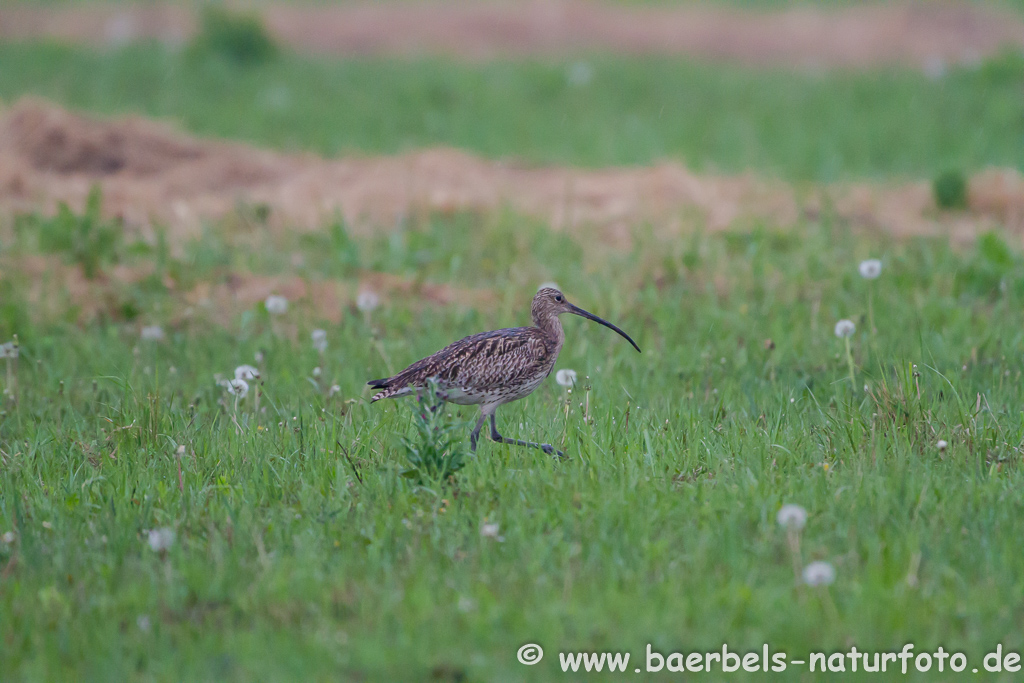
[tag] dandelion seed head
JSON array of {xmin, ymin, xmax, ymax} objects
[
  {"xmin": 834, "ymin": 319, "xmax": 856, "ymax": 338},
  {"xmin": 356, "ymin": 290, "xmax": 380, "ymax": 313},
  {"xmin": 776, "ymin": 504, "xmax": 807, "ymax": 530},
  {"xmin": 225, "ymin": 378, "xmax": 249, "ymax": 398},
  {"xmin": 147, "ymin": 527, "xmax": 175, "ymax": 553},
  {"xmin": 312, "ymin": 366, "xmax": 322, "ymax": 378},
  {"xmin": 937, "ymin": 439, "xmax": 948, "ymax": 452},
  {"xmin": 329, "ymin": 384, "xmax": 341, "ymax": 397},
  {"xmin": 802, "ymin": 561, "xmax": 836, "ymax": 587},
  {"xmin": 140, "ymin": 325, "xmax": 165, "ymax": 342},
  {"xmin": 1, "ymin": 531, "xmax": 15, "ymax": 544},
  {"xmin": 923, "ymin": 55, "xmax": 946, "ymax": 81},
  {"xmin": 555, "ymin": 368, "xmax": 577, "ymax": 388},
  {"xmin": 858, "ymin": 259, "xmax": 882, "ymax": 279},
  {"xmin": 234, "ymin": 365, "xmax": 260, "ymax": 381},
  {"xmin": 0, "ymin": 340, "xmax": 19, "ymax": 359},
  {"xmin": 264, "ymin": 295, "xmax": 288, "ymax": 315},
  {"xmin": 311, "ymin": 328, "xmax": 328, "ymax": 353},
  {"xmin": 566, "ymin": 61, "xmax": 594, "ymax": 87},
  {"xmin": 480, "ymin": 522, "xmax": 500, "ymax": 538}
]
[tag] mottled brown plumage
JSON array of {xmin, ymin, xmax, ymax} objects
[{"xmin": 368, "ymin": 287, "xmax": 640, "ymax": 456}]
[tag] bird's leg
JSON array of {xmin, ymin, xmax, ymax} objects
[
  {"xmin": 469, "ymin": 411, "xmax": 488, "ymax": 454},
  {"xmin": 489, "ymin": 413, "xmax": 566, "ymax": 459}
]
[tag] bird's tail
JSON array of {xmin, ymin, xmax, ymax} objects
[{"xmin": 367, "ymin": 376, "xmax": 410, "ymax": 402}]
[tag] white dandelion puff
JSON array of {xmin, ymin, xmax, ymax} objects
[
  {"xmin": 312, "ymin": 366, "xmax": 322, "ymax": 378},
  {"xmin": 1, "ymin": 531, "xmax": 15, "ymax": 544},
  {"xmin": 834, "ymin": 319, "xmax": 856, "ymax": 338},
  {"xmin": 480, "ymin": 522, "xmax": 500, "ymax": 538},
  {"xmin": 146, "ymin": 527, "xmax": 175, "ymax": 553},
  {"xmin": 937, "ymin": 439, "xmax": 948, "ymax": 452},
  {"xmin": 923, "ymin": 55, "xmax": 946, "ymax": 81},
  {"xmin": 356, "ymin": 290, "xmax": 381, "ymax": 313},
  {"xmin": 0, "ymin": 340, "xmax": 19, "ymax": 359},
  {"xmin": 311, "ymin": 328, "xmax": 328, "ymax": 353},
  {"xmin": 776, "ymin": 504, "xmax": 807, "ymax": 530},
  {"xmin": 140, "ymin": 325, "xmax": 165, "ymax": 341},
  {"xmin": 225, "ymin": 378, "xmax": 249, "ymax": 399},
  {"xmin": 566, "ymin": 61, "xmax": 594, "ymax": 87},
  {"xmin": 328, "ymin": 384, "xmax": 341, "ymax": 397},
  {"xmin": 264, "ymin": 295, "xmax": 288, "ymax": 315},
  {"xmin": 802, "ymin": 561, "xmax": 836, "ymax": 587},
  {"xmin": 234, "ymin": 365, "xmax": 260, "ymax": 381},
  {"xmin": 858, "ymin": 259, "xmax": 882, "ymax": 279},
  {"xmin": 555, "ymin": 369, "xmax": 577, "ymax": 388}
]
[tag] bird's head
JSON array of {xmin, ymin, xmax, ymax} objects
[{"xmin": 532, "ymin": 287, "xmax": 641, "ymax": 353}]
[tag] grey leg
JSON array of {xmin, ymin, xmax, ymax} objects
[
  {"xmin": 489, "ymin": 413, "xmax": 565, "ymax": 459},
  {"xmin": 469, "ymin": 411, "xmax": 488, "ymax": 453}
]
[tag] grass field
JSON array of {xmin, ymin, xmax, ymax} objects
[
  {"xmin": 2, "ymin": 42, "xmax": 1024, "ymax": 180},
  {"xmin": 4, "ymin": 15, "xmax": 1024, "ymax": 682},
  {"xmin": 3, "ymin": 200, "xmax": 1024, "ymax": 680}
]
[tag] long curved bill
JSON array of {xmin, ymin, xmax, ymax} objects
[{"xmin": 568, "ymin": 304, "xmax": 641, "ymax": 353}]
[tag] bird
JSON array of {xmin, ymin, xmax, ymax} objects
[{"xmin": 367, "ymin": 287, "xmax": 640, "ymax": 456}]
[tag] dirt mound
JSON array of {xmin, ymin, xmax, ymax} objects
[
  {"xmin": 2, "ymin": 1, "xmax": 1024, "ymax": 69},
  {"xmin": 0, "ymin": 98, "xmax": 801, "ymax": 242},
  {"xmin": 0, "ymin": 98, "xmax": 1019, "ymax": 249},
  {"xmin": 4, "ymin": 100, "xmax": 204, "ymax": 175},
  {"xmin": 0, "ymin": 98, "xmax": 299, "ymax": 234}
]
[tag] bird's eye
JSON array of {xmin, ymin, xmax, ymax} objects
[{"xmin": 555, "ymin": 295, "xmax": 563, "ymax": 302}]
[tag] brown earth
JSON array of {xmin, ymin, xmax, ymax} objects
[
  {"xmin": 2, "ymin": 1, "xmax": 1023, "ymax": 69},
  {"xmin": 1, "ymin": 98, "xmax": 1021, "ymax": 254},
  {"xmin": 5, "ymin": 251, "xmax": 496, "ymax": 327}
]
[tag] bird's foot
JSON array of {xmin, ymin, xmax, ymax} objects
[{"xmin": 541, "ymin": 443, "xmax": 568, "ymax": 460}]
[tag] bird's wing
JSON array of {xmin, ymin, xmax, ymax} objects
[{"xmin": 373, "ymin": 327, "xmax": 550, "ymax": 394}]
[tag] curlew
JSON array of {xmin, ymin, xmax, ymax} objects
[{"xmin": 368, "ymin": 287, "xmax": 640, "ymax": 456}]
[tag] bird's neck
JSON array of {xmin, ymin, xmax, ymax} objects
[{"xmin": 534, "ymin": 311, "xmax": 565, "ymax": 354}]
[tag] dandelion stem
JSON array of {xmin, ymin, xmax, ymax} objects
[
  {"xmin": 844, "ymin": 336, "xmax": 857, "ymax": 392},
  {"xmin": 819, "ymin": 586, "xmax": 840, "ymax": 623},
  {"xmin": 867, "ymin": 282, "xmax": 876, "ymax": 336},
  {"xmin": 231, "ymin": 393, "xmax": 245, "ymax": 434},
  {"xmin": 787, "ymin": 528, "xmax": 803, "ymax": 585}
]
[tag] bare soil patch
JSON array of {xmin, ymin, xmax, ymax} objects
[
  {"xmin": 0, "ymin": 98, "xmax": 1020, "ymax": 252},
  {"xmin": 2, "ymin": 1, "xmax": 1023, "ymax": 69},
  {"xmin": 3, "ymin": 250, "xmax": 494, "ymax": 327}
]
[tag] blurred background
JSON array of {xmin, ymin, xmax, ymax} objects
[{"xmin": 1, "ymin": 0, "xmax": 1024, "ymax": 258}]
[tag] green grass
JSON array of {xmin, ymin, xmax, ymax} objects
[
  {"xmin": 3, "ymin": 201, "xmax": 1024, "ymax": 680},
  {"xmin": 2, "ymin": 42, "xmax": 1024, "ymax": 179}
]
